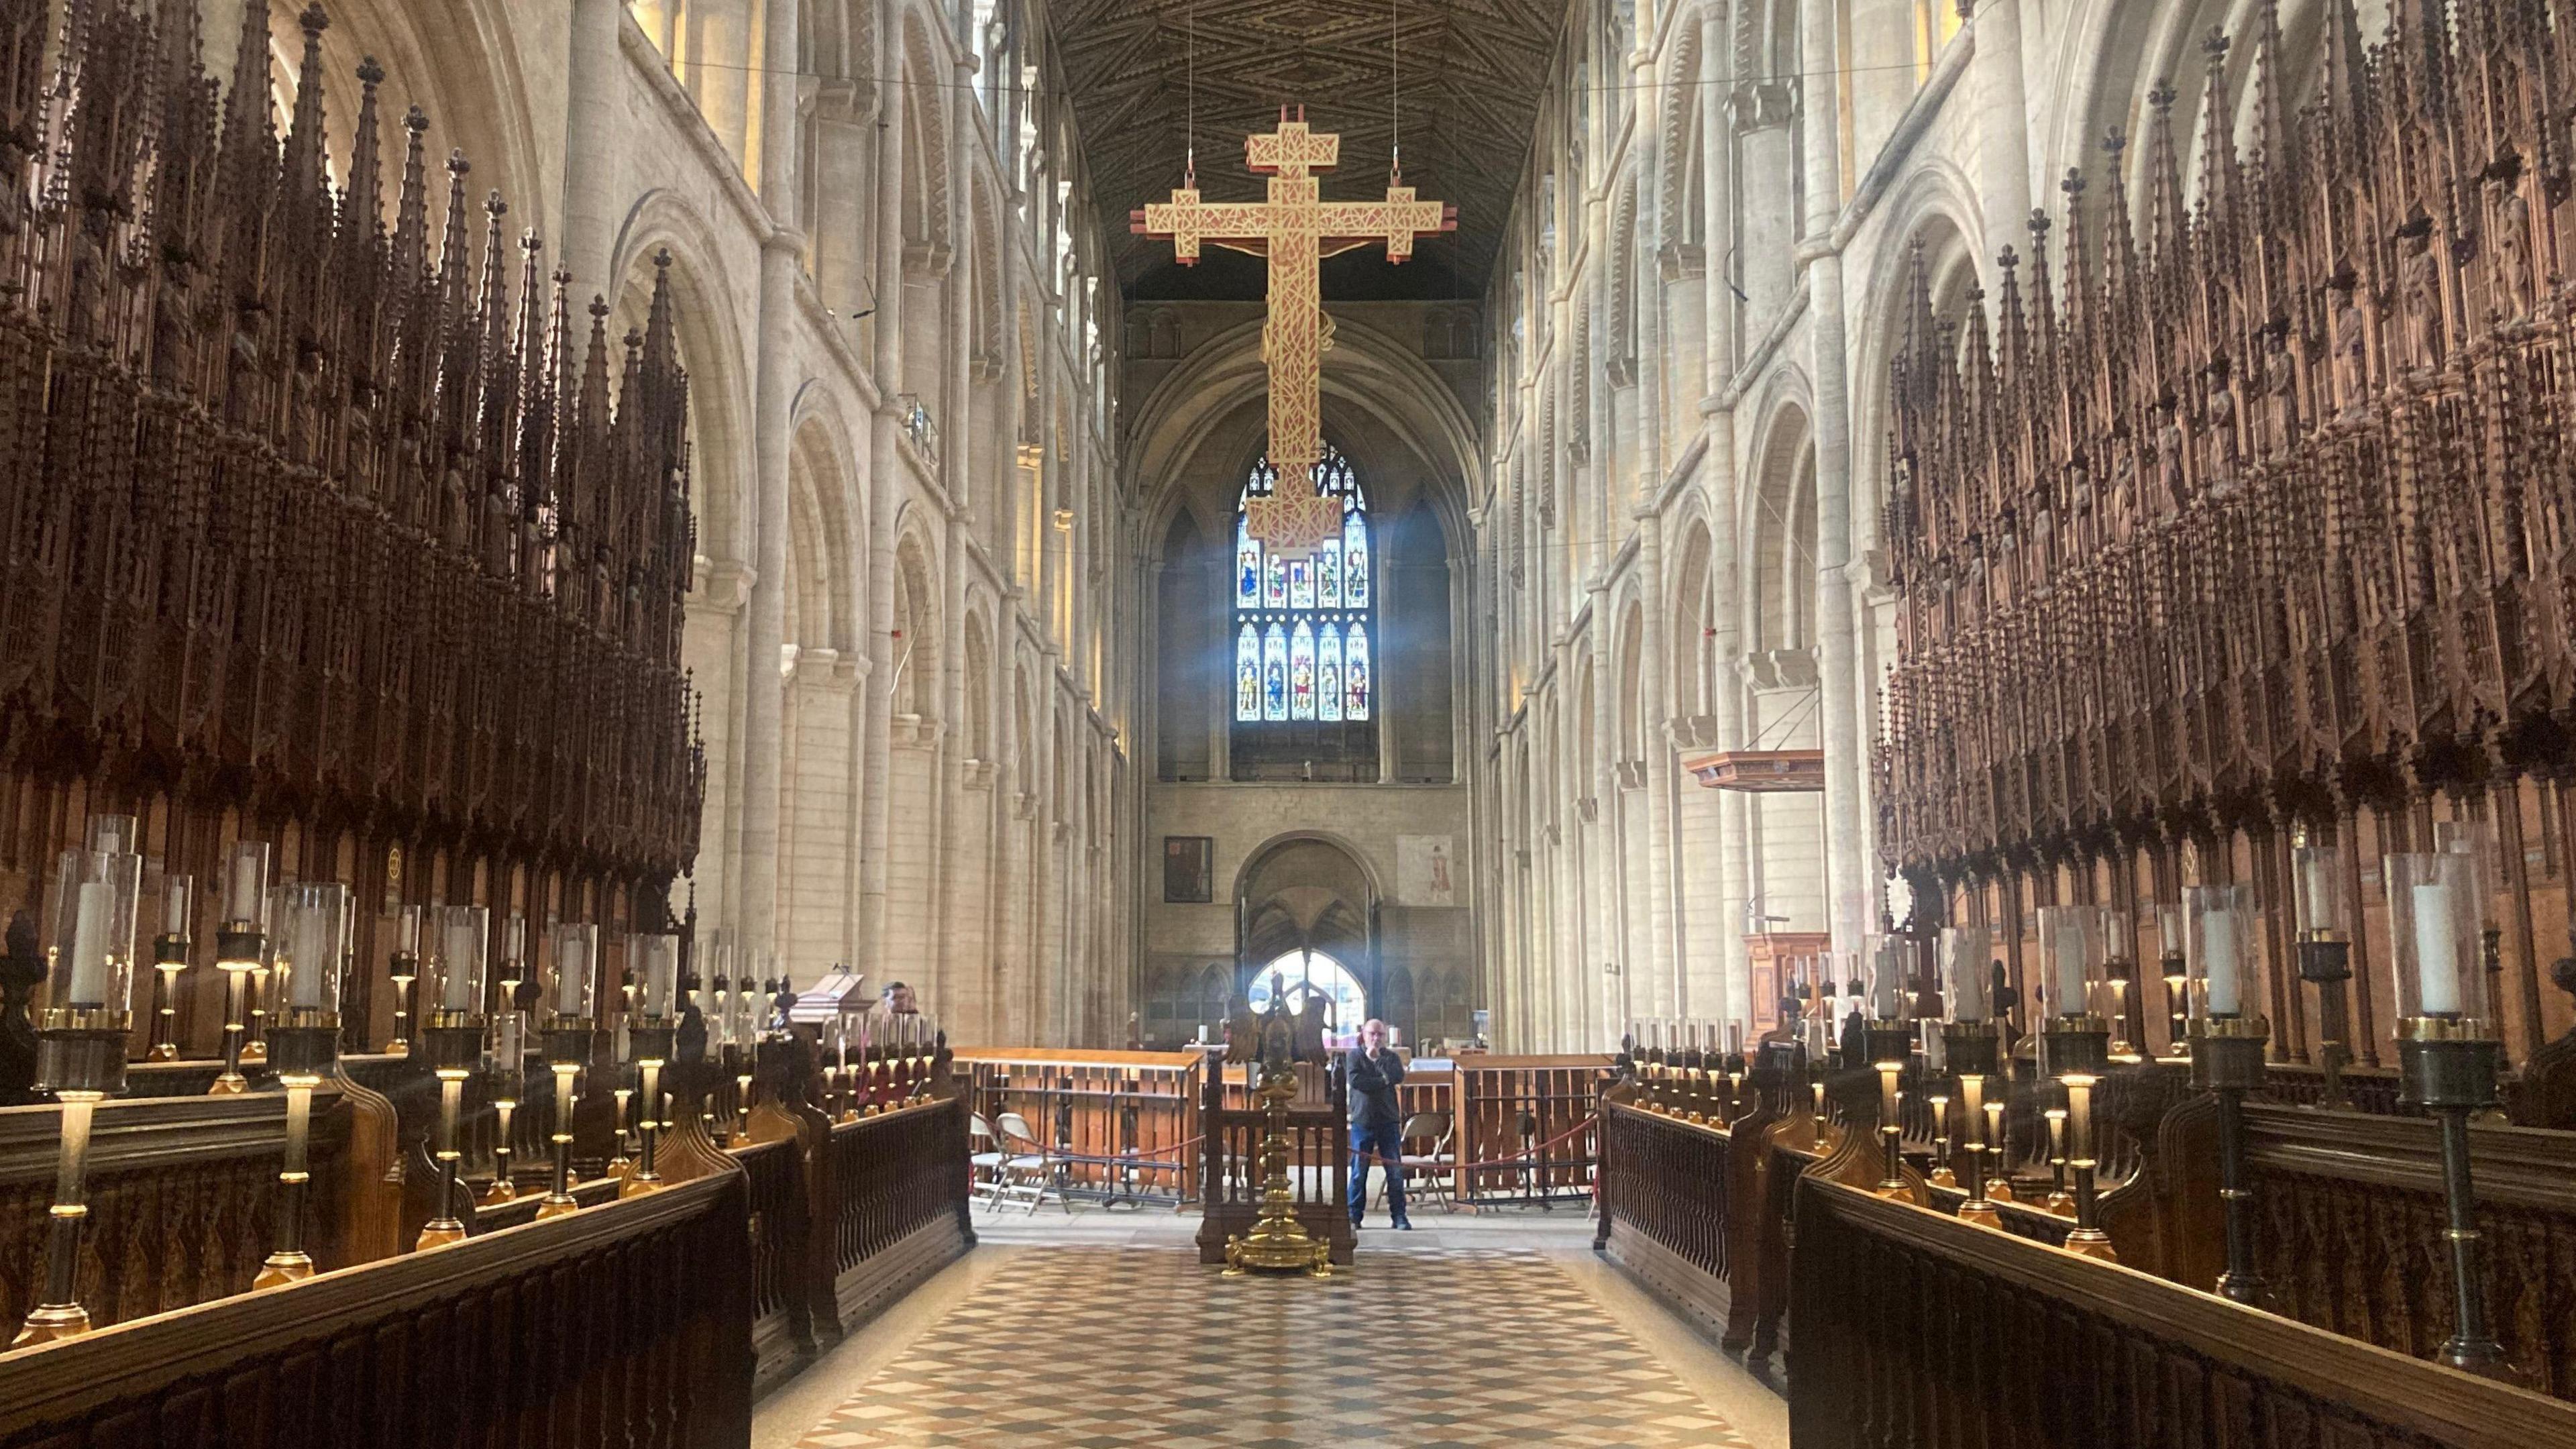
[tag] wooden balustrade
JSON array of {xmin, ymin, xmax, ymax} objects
[
  {"xmin": 1197, "ymin": 1062, "xmax": 1354, "ymax": 1266},
  {"xmin": 0, "ymin": 1077, "xmax": 408, "ymax": 1341},
  {"xmin": 0, "ymin": 1046, "xmax": 973, "ymax": 1437},
  {"xmin": 1447, "ymin": 1055, "xmax": 1609, "ymax": 1205},
  {"xmin": 1609, "ymin": 1048, "xmax": 2576, "ymax": 1411},
  {"xmin": 0, "ymin": 1171, "xmax": 756, "ymax": 1449},
  {"xmin": 1788, "ymin": 1178, "xmax": 2576, "ymax": 1449},
  {"xmin": 959, "ymin": 1049, "xmax": 1203, "ymax": 1202}
]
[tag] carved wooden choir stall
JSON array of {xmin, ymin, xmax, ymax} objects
[
  {"xmin": 1598, "ymin": 1, "xmax": 2576, "ymax": 1445},
  {"xmin": 0, "ymin": 1, "xmax": 973, "ymax": 1443}
]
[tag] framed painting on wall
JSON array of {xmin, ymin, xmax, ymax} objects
[{"xmin": 1163, "ymin": 836, "xmax": 1214, "ymax": 903}]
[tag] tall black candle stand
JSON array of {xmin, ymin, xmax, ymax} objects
[
  {"xmin": 2402, "ymin": 1028, "xmax": 2515, "ymax": 1381},
  {"xmin": 2296, "ymin": 935, "xmax": 2353, "ymax": 1109},
  {"xmin": 2196, "ymin": 1018, "xmax": 2269, "ymax": 1305}
]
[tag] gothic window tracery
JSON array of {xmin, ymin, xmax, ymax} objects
[{"xmin": 1232, "ymin": 445, "xmax": 1373, "ymax": 726}]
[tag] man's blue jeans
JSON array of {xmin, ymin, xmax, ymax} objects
[{"xmin": 1348, "ymin": 1120, "xmax": 1407, "ymax": 1224}]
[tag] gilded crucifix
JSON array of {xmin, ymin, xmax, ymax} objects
[{"xmin": 1132, "ymin": 107, "xmax": 1454, "ymax": 557}]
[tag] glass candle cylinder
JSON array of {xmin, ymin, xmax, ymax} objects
[
  {"xmin": 274, "ymin": 883, "xmax": 350, "ymax": 1021},
  {"xmin": 550, "ymin": 922, "xmax": 597, "ymax": 1022},
  {"xmin": 393, "ymin": 904, "xmax": 422, "ymax": 969},
  {"xmin": 433, "ymin": 905, "xmax": 490, "ymax": 1018},
  {"xmin": 1865, "ymin": 935, "xmax": 1906, "ymax": 1020},
  {"xmin": 633, "ymin": 934, "xmax": 680, "ymax": 1023},
  {"xmin": 491, "ymin": 1009, "xmax": 525, "ymax": 1069},
  {"xmin": 2386, "ymin": 851, "xmax": 2491, "ymax": 1025},
  {"xmin": 44, "ymin": 820, "xmax": 144, "ymax": 1024},
  {"xmin": 2186, "ymin": 882, "xmax": 2261, "ymax": 1021},
  {"xmin": 499, "ymin": 913, "xmax": 527, "ymax": 990},
  {"xmin": 161, "ymin": 873, "xmax": 193, "ymax": 941},
  {"xmin": 2294, "ymin": 842, "xmax": 2350, "ymax": 940},
  {"xmin": 1940, "ymin": 924, "xmax": 1991, "ymax": 1021},
  {"xmin": 2431, "ymin": 820, "xmax": 2498, "ymax": 932},
  {"xmin": 217, "ymin": 841, "xmax": 272, "ymax": 969},
  {"xmin": 2036, "ymin": 904, "xmax": 2100, "ymax": 1020}
]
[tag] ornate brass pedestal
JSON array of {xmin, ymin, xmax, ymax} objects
[{"xmin": 1222, "ymin": 1066, "xmax": 1332, "ymax": 1279}]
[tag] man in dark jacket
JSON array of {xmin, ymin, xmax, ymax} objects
[{"xmin": 1344, "ymin": 1019, "xmax": 1412, "ymax": 1230}]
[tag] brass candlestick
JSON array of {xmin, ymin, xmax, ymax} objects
[
  {"xmin": 1984, "ymin": 1099, "xmax": 2015, "ymax": 1203},
  {"xmin": 17, "ymin": 816, "xmax": 146, "ymax": 1344},
  {"xmin": 538, "ymin": 1055, "xmax": 584, "ymax": 1219},
  {"xmin": 622, "ymin": 1047, "xmax": 670, "ymax": 1196},
  {"xmin": 2059, "ymin": 1074, "xmax": 2115, "ymax": 1260},
  {"xmin": 1221, "ymin": 977, "xmax": 1332, "ymax": 1278},
  {"xmin": 1928, "ymin": 1093, "xmax": 1956, "ymax": 1188},
  {"xmin": 1222, "ymin": 1062, "xmax": 1332, "ymax": 1277},
  {"xmin": 256, "ymin": 1035, "xmax": 333, "ymax": 1288},
  {"xmin": 146, "ymin": 878, "xmax": 190, "ymax": 1062},
  {"xmin": 1954, "ymin": 1074, "xmax": 1999, "ymax": 1228},
  {"xmin": 608, "ymin": 1087, "xmax": 635, "ymax": 1176},
  {"xmin": 2042, "ymin": 1108, "xmax": 2075, "ymax": 1215},
  {"xmin": 1871, "ymin": 1061, "xmax": 1909, "ymax": 1199}
]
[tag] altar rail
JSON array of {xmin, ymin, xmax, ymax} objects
[
  {"xmin": 958, "ymin": 1049, "xmax": 1204, "ymax": 1202},
  {"xmin": 1788, "ymin": 1178, "xmax": 2576, "ymax": 1449}
]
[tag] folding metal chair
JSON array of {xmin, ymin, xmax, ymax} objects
[
  {"xmin": 968, "ymin": 1112, "xmax": 1009, "ymax": 1210},
  {"xmin": 1383, "ymin": 1110, "xmax": 1457, "ymax": 1214},
  {"xmin": 994, "ymin": 1110, "xmax": 1067, "ymax": 1214}
]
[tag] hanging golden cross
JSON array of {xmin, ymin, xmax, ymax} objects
[{"xmin": 1132, "ymin": 107, "xmax": 1454, "ymax": 557}]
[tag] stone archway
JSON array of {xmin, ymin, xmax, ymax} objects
[{"xmin": 1233, "ymin": 834, "xmax": 1391, "ymax": 1037}]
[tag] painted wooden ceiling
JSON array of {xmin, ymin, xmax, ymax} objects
[{"xmin": 1052, "ymin": 0, "xmax": 1562, "ymax": 296}]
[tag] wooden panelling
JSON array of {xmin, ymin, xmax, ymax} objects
[{"xmin": 1788, "ymin": 1179, "xmax": 2576, "ymax": 1449}]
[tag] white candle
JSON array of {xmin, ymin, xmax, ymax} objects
[
  {"xmin": 162, "ymin": 875, "xmax": 193, "ymax": 938},
  {"xmin": 289, "ymin": 905, "xmax": 329, "ymax": 1008},
  {"xmin": 441, "ymin": 918, "xmax": 482, "ymax": 1011},
  {"xmin": 2413, "ymin": 881, "xmax": 2462, "ymax": 1015},
  {"xmin": 1872, "ymin": 945, "xmax": 1901, "ymax": 1018},
  {"xmin": 555, "ymin": 933, "xmax": 590, "ymax": 1016},
  {"xmin": 68, "ymin": 881, "xmax": 113, "ymax": 1006},
  {"xmin": 396, "ymin": 906, "xmax": 421, "ymax": 955},
  {"xmin": 225, "ymin": 852, "xmax": 263, "ymax": 923},
  {"xmin": 494, "ymin": 1010, "xmax": 524, "ymax": 1067},
  {"xmin": 2203, "ymin": 909, "xmax": 2240, "ymax": 1016},
  {"xmin": 2053, "ymin": 922, "xmax": 2088, "ymax": 1016}
]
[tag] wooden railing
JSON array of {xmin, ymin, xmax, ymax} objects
[
  {"xmin": 1788, "ymin": 1177, "xmax": 2576, "ymax": 1449},
  {"xmin": 1607, "ymin": 1052, "xmax": 2576, "ymax": 1408},
  {"xmin": 1197, "ymin": 1063, "xmax": 1353, "ymax": 1267},
  {"xmin": 0, "ymin": 1171, "xmax": 755, "ymax": 1449},
  {"xmin": 958, "ymin": 1049, "xmax": 1203, "ymax": 1202},
  {"xmin": 0, "ymin": 1078, "xmax": 404, "ymax": 1340},
  {"xmin": 0, "ymin": 1049, "xmax": 975, "ymax": 1434}
]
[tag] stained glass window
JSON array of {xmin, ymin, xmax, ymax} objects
[
  {"xmin": 1345, "ymin": 623, "xmax": 1372, "ymax": 720},
  {"xmin": 1318, "ymin": 625, "xmax": 1344, "ymax": 723},
  {"xmin": 1233, "ymin": 443, "xmax": 1375, "ymax": 734},
  {"xmin": 1263, "ymin": 623, "xmax": 1288, "ymax": 721},
  {"xmin": 1289, "ymin": 620, "xmax": 1316, "ymax": 718},
  {"xmin": 1236, "ymin": 623, "xmax": 1260, "ymax": 720}
]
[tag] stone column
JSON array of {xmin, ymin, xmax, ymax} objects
[
  {"xmin": 860, "ymin": 0, "xmax": 908, "ymax": 979},
  {"xmin": 560, "ymin": 0, "xmax": 623, "ymax": 298},
  {"xmin": 1637, "ymin": 508, "xmax": 1677, "ymax": 1027},
  {"xmin": 1970, "ymin": 0, "xmax": 2032, "ymax": 284},
  {"xmin": 1701, "ymin": 1, "xmax": 1754, "ymax": 1032},
  {"xmin": 738, "ymin": 0, "xmax": 803, "ymax": 960},
  {"xmin": 1802, "ymin": 0, "xmax": 1869, "ymax": 958}
]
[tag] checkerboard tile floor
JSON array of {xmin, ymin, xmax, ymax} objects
[{"xmin": 790, "ymin": 1244, "xmax": 1758, "ymax": 1447}]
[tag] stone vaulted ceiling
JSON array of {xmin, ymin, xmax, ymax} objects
[{"xmin": 1053, "ymin": 0, "xmax": 1562, "ymax": 296}]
